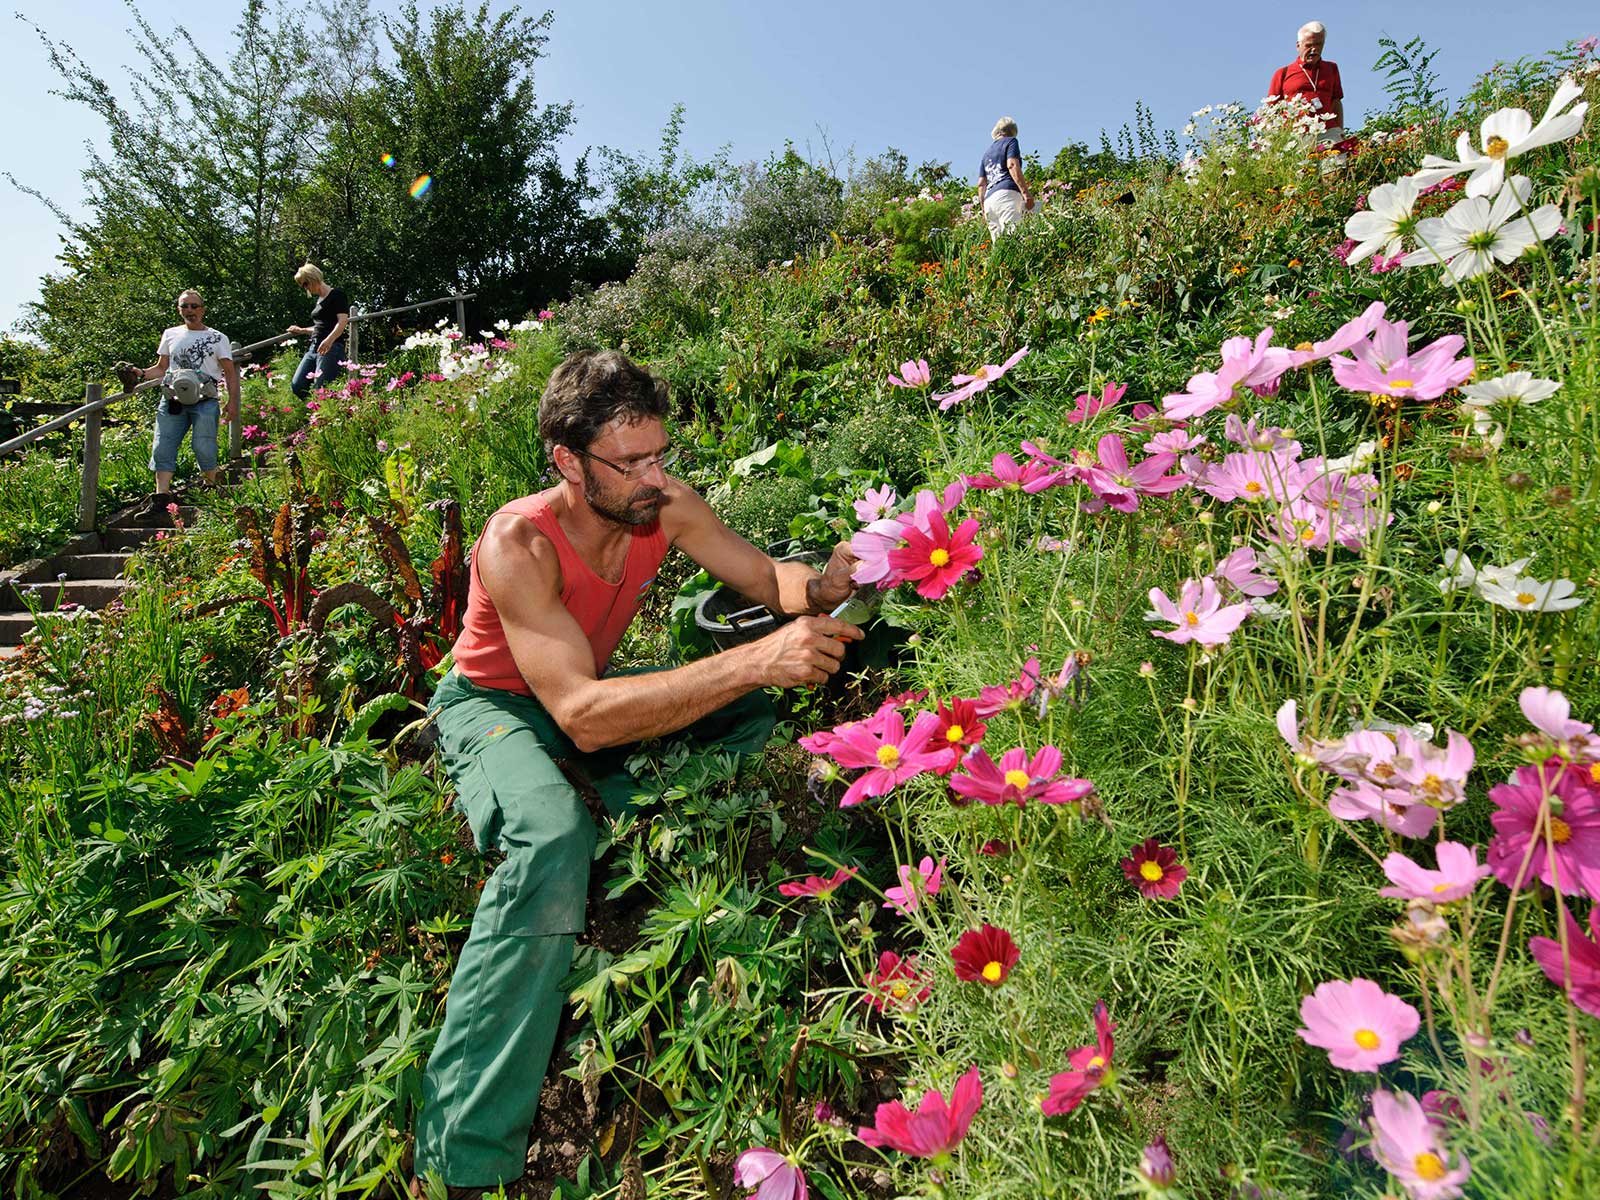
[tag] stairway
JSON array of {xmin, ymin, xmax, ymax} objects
[{"xmin": 0, "ymin": 501, "xmax": 198, "ymax": 659}]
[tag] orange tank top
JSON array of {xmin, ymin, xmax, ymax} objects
[{"xmin": 452, "ymin": 491, "xmax": 669, "ymax": 693}]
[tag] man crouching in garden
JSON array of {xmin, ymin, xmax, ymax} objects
[{"xmin": 413, "ymin": 349, "xmax": 862, "ymax": 1193}]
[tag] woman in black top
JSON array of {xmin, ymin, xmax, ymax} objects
[{"xmin": 288, "ymin": 263, "xmax": 351, "ymax": 398}]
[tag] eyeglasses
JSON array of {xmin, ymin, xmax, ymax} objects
[
  {"xmin": 571, "ymin": 446, "xmax": 678, "ymax": 481},
  {"xmin": 178, "ymin": 303, "xmax": 203, "ymax": 310}
]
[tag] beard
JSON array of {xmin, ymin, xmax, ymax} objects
[{"xmin": 580, "ymin": 461, "xmax": 662, "ymax": 527}]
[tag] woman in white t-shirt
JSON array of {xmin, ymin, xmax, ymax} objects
[{"xmin": 133, "ymin": 289, "xmax": 240, "ymax": 508}]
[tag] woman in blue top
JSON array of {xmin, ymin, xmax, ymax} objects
[{"xmin": 978, "ymin": 117, "xmax": 1033, "ymax": 239}]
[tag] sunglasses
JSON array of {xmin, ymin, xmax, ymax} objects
[{"xmin": 571, "ymin": 446, "xmax": 678, "ymax": 481}]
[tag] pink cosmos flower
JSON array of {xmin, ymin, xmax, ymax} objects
[
  {"xmin": 827, "ymin": 709, "xmax": 947, "ymax": 807},
  {"xmin": 853, "ymin": 484, "xmax": 898, "ymax": 523},
  {"xmin": 1015, "ymin": 439, "xmax": 1075, "ymax": 491},
  {"xmin": 1149, "ymin": 577, "xmax": 1253, "ymax": 647},
  {"xmin": 1386, "ymin": 729, "xmax": 1475, "ymax": 809},
  {"xmin": 858, "ymin": 1066, "xmax": 982, "ymax": 1159},
  {"xmin": 948, "ymin": 745, "xmax": 1095, "ymax": 807},
  {"xmin": 778, "ymin": 867, "xmax": 858, "ymax": 899},
  {"xmin": 886, "ymin": 511, "xmax": 983, "ymax": 600},
  {"xmin": 1081, "ymin": 433, "xmax": 1189, "ymax": 513},
  {"xmin": 1223, "ymin": 413, "xmax": 1300, "ymax": 451},
  {"xmin": 1197, "ymin": 447, "xmax": 1303, "ymax": 504},
  {"xmin": 1287, "ymin": 301, "xmax": 1388, "ymax": 366},
  {"xmin": 1296, "ymin": 978, "xmax": 1420, "ymax": 1071},
  {"xmin": 734, "ymin": 1147, "xmax": 808, "ymax": 1200},
  {"xmin": 1121, "ymin": 838, "xmax": 1188, "ymax": 898},
  {"xmin": 1329, "ymin": 315, "xmax": 1475, "ymax": 400},
  {"xmin": 933, "ymin": 347, "xmax": 1029, "ymax": 411},
  {"xmin": 1163, "ymin": 328, "xmax": 1298, "ymax": 419},
  {"xmin": 1212, "ymin": 547, "xmax": 1279, "ymax": 597},
  {"xmin": 883, "ymin": 855, "xmax": 945, "ymax": 915},
  {"xmin": 1139, "ymin": 1137, "xmax": 1176, "ymax": 1189},
  {"xmin": 1487, "ymin": 758, "xmax": 1600, "ymax": 896},
  {"xmin": 974, "ymin": 658, "xmax": 1040, "ymax": 717},
  {"xmin": 1328, "ymin": 779, "xmax": 1439, "ymax": 838},
  {"xmin": 1066, "ymin": 380, "xmax": 1126, "ymax": 424},
  {"xmin": 849, "ymin": 516, "xmax": 908, "ymax": 587},
  {"xmin": 1380, "ymin": 843, "xmax": 1492, "ymax": 902},
  {"xmin": 1519, "ymin": 686, "xmax": 1600, "ymax": 762},
  {"xmin": 1529, "ymin": 903, "xmax": 1600, "ymax": 1018},
  {"xmin": 1368, "ymin": 1090, "xmax": 1472, "ymax": 1200},
  {"xmin": 963, "ymin": 452, "xmax": 1058, "ymax": 492},
  {"xmin": 888, "ymin": 358, "xmax": 932, "ymax": 388},
  {"xmin": 1143, "ymin": 427, "xmax": 1204, "ymax": 455},
  {"xmin": 862, "ymin": 950, "xmax": 931, "ymax": 1011},
  {"xmin": 538, "ymin": 309, "xmax": 554, "ymax": 320},
  {"xmin": 1041, "ymin": 1001, "xmax": 1116, "ymax": 1115}
]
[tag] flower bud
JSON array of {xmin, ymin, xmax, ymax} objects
[
  {"xmin": 1546, "ymin": 486, "xmax": 1572, "ymax": 507},
  {"xmin": 1504, "ymin": 471, "xmax": 1532, "ymax": 492},
  {"xmin": 1426, "ymin": 500, "xmax": 1442, "ymax": 514},
  {"xmin": 1138, "ymin": 661, "xmax": 1156, "ymax": 677}
]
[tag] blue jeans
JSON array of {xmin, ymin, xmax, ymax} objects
[
  {"xmin": 149, "ymin": 397, "xmax": 220, "ymax": 473},
  {"xmin": 290, "ymin": 339, "xmax": 346, "ymax": 398}
]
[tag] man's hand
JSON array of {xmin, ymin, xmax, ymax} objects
[
  {"xmin": 225, "ymin": 398, "xmax": 239, "ymax": 422},
  {"xmin": 112, "ymin": 361, "xmax": 143, "ymax": 393},
  {"xmin": 806, "ymin": 541, "xmax": 859, "ymax": 612},
  {"xmin": 755, "ymin": 615, "xmax": 861, "ymax": 687},
  {"xmin": 317, "ymin": 341, "xmax": 335, "ymax": 357}
]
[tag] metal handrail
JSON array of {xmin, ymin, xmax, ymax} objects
[{"xmin": 350, "ymin": 291, "xmax": 476, "ymax": 324}]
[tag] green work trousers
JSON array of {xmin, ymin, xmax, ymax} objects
[{"xmin": 413, "ymin": 668, "xmax": 774, "ymax": 1187}]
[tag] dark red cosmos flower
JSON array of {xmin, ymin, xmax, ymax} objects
[
  {"xmin": 930, "ymin": 696, "xmax": 986, "ymax": 775},
  {"xmin": 1041, "ymin": 1000, "xmax": 1116, "ymax": 1115},
  {"xmin": 950, "ymin": 923, "xmax": 1020, "ymax": 986},
  {"xmin": 1121, "ymin": 838, "xmax": 1188, "ymax": 898}
]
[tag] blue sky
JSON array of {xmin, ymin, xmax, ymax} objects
[{"xmin": 0, "ymin": 0, "xmax": 1587, "ymax": 334}]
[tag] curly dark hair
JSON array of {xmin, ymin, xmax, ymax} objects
[{"xmin": 538, "ymin": 349, "xmax": 670, "ymax": 453}]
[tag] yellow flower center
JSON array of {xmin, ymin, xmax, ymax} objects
[
  {"xmin": 981, "ymin": 961, "xmax": 1004, "ymax": 983},
  {"xmin": 1295, "ymin": 341, "xmax": 1315, "ymax": 353},
  {"xmin": 946, "ymin": 724, "xmax": 965, "ymax": 743},
  {"xmin": 1414, "ymin": 1152, "xmax": 1447, "ymax": 1182},
  {"xmin": 1387, "ymin": 378, "xmax": 1415, "ymax": 389},
  {"xmin": 929, "ymin": 548, "xmax": 951, "ymax": 567},
  {"xmin": 1485, "ymin": 135, "xmax": 1509, "ymax": 158},
  {"xmin": 1353, "ymin": 1029, "xmax": 1381, "ymax": 1051},
  {"xmin": 1184, "ymin": 612, "xmax": 1200, "ymax": 627},
  {"xmin": 876, "ymin": 745, "xmax": 901, "ymax": 768},
  {"xmin": 1420, "ymin": 773, "xmax": 1442, "ymax": 796},
  {"xmin": 1550, "ymin": 816, "xmax": 1572, "ymax": 844},
  {"xmin": 890, "ymin": 980, "xmax": 909, "ymax": 999},
  {"xmin": 1591, "ymin": 763, "xmax": 1600, "ymax": 785},
  {"xmin": 1087, "ymin": 1055, "xmax": 1105, "ymax": 1070},
  {"xmin": 1004, "ymin": 769, "xmax": 1032, "ymax": 790},
  {"xmin": 1432, "ymin": 882, "xmax": 1452, "ymax": 893},
  {"xmin": 972, "ymin": 366, "xmax": 990, "ymax": 381},
  {"xmin": 1244, "ymin": 480, "xmax": 1263, "ymax": 493},
  {"xmin": 1516, "ymin": 592, "xmax": 1537, "ymax": 607},
  {"xmin": 1139, "ymin": 861, "xmax": 1164, "ymax": 882}
]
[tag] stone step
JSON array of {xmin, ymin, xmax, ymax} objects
[
  {"xmin": 110, "ymin": 504, "xmax": 200, "ymax": 530},
  {"xmin": 2, "ymin": 578, "xmax": 128, "ymax": 611},
  {"xmin": 19, "ymin": 553, "xmax": 131, "ymax": 583},
  {"xmin": 103, "ymin": 528, "xmax": 158, "ymax": 553},
  {"xmin": 0, "ymin": 612, "xmax": 35, "ymax": 646},
  {"xmin": 0, "ymin": 644, "xmax": 20, "ymax": 661}
]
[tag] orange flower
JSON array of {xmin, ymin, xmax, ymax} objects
[{"xmin": 440, "ymin": 851, "xmax": 455, "ymax": 866}]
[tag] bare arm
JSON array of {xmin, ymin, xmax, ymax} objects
[
  {"xmin": 220, "ymin": 357, "xmax": 240, "ymax": 420},
  {"xmin": 1007, "ymin": 157, "xmax": 1030, "ymax": 206},
  {"xmin": 140, "ymin": 354, "xmax": 171, "ymax": 382},
  {"xmin": 483, "ymin": 513, "xmax": 859, "ymax": 752},
  {"xmin": 977, "ymin": 171, "xmax": 987, "ymax": 204},
  {"xmin": 319, "ymin": 312, "xmax": 350, "ymax": 355}
]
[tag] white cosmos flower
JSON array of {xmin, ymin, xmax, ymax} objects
[
  {"xmin": 1345, "ymin": 177, "xmax": 1420, "ymax": 265},
  {"xmin": 1410, "ymin": 77, "xmax": 1589, "ymax": 198},
  {"xmin": 1468, "ymin": 408, "xmax": 1506, "ymax": 448},
  {"xmin": 1439, "ymin": 551, "xmax": 1532, "ymax": 595},
  {"xmin": 1458, "ymin": 370, "xmax": 1561, "ymax": 408},
  {"xmin": 1477, "ymin": 573, "xmax": 1585, "ymax": 613},
  {"xmin": 1401, "ymin": 176, "xmax": 1562, "ymax": 283}
]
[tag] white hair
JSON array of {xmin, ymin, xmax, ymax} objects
[
  {"xmin": 991, "ymin": 116, "xmax": 1018, "ymax": 140},
  {"xmin": 1297, "ymin": 21, "xmax": 1326, "ymax": 40}
]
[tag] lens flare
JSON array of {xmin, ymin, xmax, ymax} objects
[
  {"xmin": 379, "ymin": 152, "xmax": 395, "ymax": 167},
  {"xmin": 409, "ymin": 174, "xmax": 432, "ymax": 199}
]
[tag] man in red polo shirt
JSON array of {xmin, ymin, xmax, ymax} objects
[{"xmin": 1268, "ymin": 20, "xmax": 1344, "ymax": 135}]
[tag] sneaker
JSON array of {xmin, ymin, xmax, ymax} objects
[{"xmin": 134, "ymin": 492, "xmax": 178, "ymax": 526}]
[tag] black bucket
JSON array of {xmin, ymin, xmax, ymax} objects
[{"xmin": 693, "ymin": 549, "xmax": 822, "ymax": 651}]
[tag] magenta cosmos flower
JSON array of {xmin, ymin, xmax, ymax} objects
[
  {"xmin": 1369, "ymin": 1090, "xmax": 1472, "ymax": 1200},
  {"xmin": 852, "ymin": 484, "xmax": 897, "ymax": 524},
  {"xmin": 886, "ymin": 510, "xmax": 983, "ymax": 600},
  {"xmin": 949, "ymin": 744, "xmax": 1094, "ymax": 807},
  {"xmin": 888, "ymin": 358, "xmax": 931, "ymax": 388},
  {"xmin": 1296, "ymin": 978, "xmax": 1420, "ymax": 1071},
  {"xmin": 1529, "ymin": 903, "xmax": 1600, "ymax": 1018},
  {"xmin": 929, "ymin": 696, "xmax": 985, "ymax": 773},
  {"xmin": 1066, "ymin": 380, "xmax": 1126, "ymax": 424},
  {"xmin": 734, "ymin": 1147, "xmax": 808, "ymax": 1200},
  {"xmin": 1379, "ymin": 843, "xmax": 1491, "ymax": 902},
  {"xmin": 1520, "ymin": 685, "xmax": 1600, "ymax": 763},
  {"xmin": 962, "ymin": 451, "xmax": 1058, "ymax": 491},
  {"xmin": 1487, "ymin": 758, "xmax": 1600, "ymax": 896},
  {"xmin": 1121, "ymin": 838, "xmax": 1188, "ymax": 898},
  {"xmin": 1149, "ymin": 576, "xmax": 1252, "ymax": 647},
  {"xmin": 883, "ymin": 855, "xmax": 945, "ymax": 915},
  {"xmin": 848, "ymin": 516, "xmax": 909, "ymax": 587},
  {"xmin": 950, "ymin": 923, "xmax": 1020, "ymax": 985},
  {"xmin": 778, "ymin": 867, "xmax": 857, "ymax": 900},
  {"xmin": 1139, "ymin": 1137, "xmax": 1176, "ymax": 1189},
  {"xmin": 974, "ymin": 657, "xmax": 1039, "ymax": 717},
  {"xmin": 827, "ymin": 709, "xmax": 946, "ymax": 807},
  {"xmin": 1042, "ymin": 1001, "xmax": 1116, "ymax": 1115},
  {"xmin": 858, "ymin": 1066, "xmax": 982, "ymax": 1160},
  {"xmin": 1080, "ymin": 433, "xmax": 1189, "ymax": 513},
  {"xmin": 1212, "ymin": 546, "xmax": 1279, "ymax": 598},
  {"xmin": 863, "ymin": 950, "xmax": 931, "ymax": 1011},
  {"xmin": 933, "ymin": 347, "xmax": 1029, "ymax": 411},
  {"xmin": 1329, "ymin": 315, "xmax": 1474, "ymax": 400}
]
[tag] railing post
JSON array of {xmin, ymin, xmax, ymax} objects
[
  {"xmin": 348, "ymin": 309, "xmax": 361, "ymax": 367},
  {"xmin": 454, "ymin": 295, "xmax": 466, "ymax": 333},
  {"xmin": 228, "ymin": 392, "xmax": 242, "ymax": 465},
  {"xmin": 77, "ymin": 382, "xmax": 102, "ymax": 533}
]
